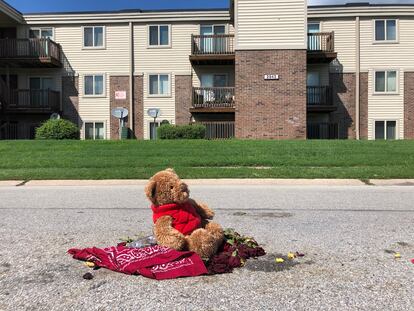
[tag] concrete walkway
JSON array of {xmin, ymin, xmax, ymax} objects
[{"xmin": 1, "ymin": 179, "xmax": 414, "ymax": 187}]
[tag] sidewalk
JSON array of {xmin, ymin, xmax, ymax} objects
[{"xmin": 1, "ymin": 179, "xmax": 414, "ymax": 187}]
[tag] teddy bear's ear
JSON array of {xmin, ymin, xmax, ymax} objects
[
  {"xmin": 145, "ymin": 180, "xmax": 157, "ymax": 203},
  {"xmin": 166, "ymin": 168, "xmax": 176, "ymax": 174}
]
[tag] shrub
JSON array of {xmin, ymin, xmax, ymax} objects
[
  {"xmin": 157, "ymin": 124, "xmax": 206, "ymax": 140},
  {"xmin": 35, "ymin": 119, "xmax": 80, "ymax": 140}
]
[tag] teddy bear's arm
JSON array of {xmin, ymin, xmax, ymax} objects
[
  {"xmin": 189, "ymin": 199, "xmax": 215, "ymax": 220},
  {"xmin": 154, "ymin": 216, "xmax": 187, "ymax": 250}
]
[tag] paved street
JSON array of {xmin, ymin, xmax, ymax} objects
[{"xmin": 0, "ymin": 184, "xmax": 413, "ymax": 311}]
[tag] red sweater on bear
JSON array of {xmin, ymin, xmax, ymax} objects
[{"xmin": 152, "ymin": 202, "xmax": 201, "ymax": 235}]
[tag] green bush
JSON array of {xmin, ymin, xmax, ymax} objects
[
  {"xmin": 35, "ymin": 119, "xmax": 80, "ymax": 140},
  {"xmin": 157, "ymin": 124, "xmax": 206, "ymax": 140}
]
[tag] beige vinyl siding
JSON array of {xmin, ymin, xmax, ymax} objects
[
  {"xmin": 143, "ymin": 74, "xmax": 176, "ymax": 139},
  {"xmin": 367, "ymin": 69, "xmax": 404, "ymax": 140},
  {"xmin": 54, "ymin": 23, "xmax": 131, "ymax": 139},
  {"xmin": 360, "ymin": 17, "xmax": 414, "ymax": 71},
  {"xmin": 317, "ymin": 18, "xmax": 356, "ymax": 73},
  {"xmin": 235, "ymin": 0, "xmax": 306, "ymax": 50},
  {"xmin": 192, "ymin": 65, "xmax": 235, "ymax": 87},
  {"xmin": 134, "ymin": 23, "xmax": 197, "ymax": 75},
  {"xmin": 78, "ymin": 74, "xmax": 111, "ymax": 139},
  {"xmin": 134, "ymin": 22, "xmax": 196, "ymax": 139}
]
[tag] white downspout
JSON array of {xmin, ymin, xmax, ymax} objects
[
  {"xmin": 129, "ymin": 21, "xmax": 134, "ymax": 135},
  {"xmin": 355, "ymin": 16, "xmax": 360, "ymax": 140}
]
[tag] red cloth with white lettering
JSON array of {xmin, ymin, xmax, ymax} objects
[
  {"xmin": 68, "ymin": 245, "xmax": 207, "ymax": 280},
  {"xmin": 152, "ymin": 202, "xmax": 201, "ymax": 235}
]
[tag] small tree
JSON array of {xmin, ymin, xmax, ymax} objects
[{"xmin": 35, "ymin": 119, "xmax": 80, "ymax": 140}]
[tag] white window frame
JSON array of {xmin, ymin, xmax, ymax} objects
[
  {"xmin": 83, "ymin": 74, "xmax": 106, "ymax": 97},
  {"xmin": 307, "ymin": 22, "xmax": 321, "ymax": 33},
  {"xmin": 199, "ymin": 24, "xmax": 228, "ymax": 35},
  {"xmin": 147, "ymin": 25, "xmax": 171, "ymax": 48},
  {"xmin": 374, "ymin": 120, "xmax": 398, "ymax": 140},
  {"xmin": 373, "ymin": 19, "xmax": 399, "ymax": 44},
  {"xmin": 83, "ymin": 121, "xmax": 106, "ymax": 140},
  {"xmin": 82, "ymin": 26, "xmax": 106, "ymax": 49},
  {"xmin": 147, "ymin": 73, "xmax": 171, "ymax": 97},
  {"xmin": 373, "ymin": 70, "xmax": 399, "ymax": 95},
  {"xmin": 29, "ymin": 27, "xmax": 54, "ymax": 40}
]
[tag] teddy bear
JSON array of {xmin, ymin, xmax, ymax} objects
[{"xmin": 145, "ymin": 168, "xmax": 224, "ymax": 259}]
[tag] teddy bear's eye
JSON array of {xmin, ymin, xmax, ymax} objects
[{"xmin": 170, "ymin": 186, "xmax": 174, "ymax": 190}]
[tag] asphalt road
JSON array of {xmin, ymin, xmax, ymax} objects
[{"xmin": 0, "ymin": 184, "xmax": 413, "ymax": 311}]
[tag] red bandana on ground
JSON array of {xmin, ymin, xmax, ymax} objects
[
  {"xmin": 152, "ymin": 202, "xmax": 201, "ymax": 235},
  {"xmin": 68, "ymin": 245, "xmax": 207, "ymax": 280}
]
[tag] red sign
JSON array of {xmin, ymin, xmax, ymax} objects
[{"xmin": 115, "ymin": 91, "xmax": 127, "ymax": 100}]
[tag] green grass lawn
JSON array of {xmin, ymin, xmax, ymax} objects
[{"xmin": 0, "ymin": 140, "xmax": 413, "ymax": 180}]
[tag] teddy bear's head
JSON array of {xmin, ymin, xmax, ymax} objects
[{"xmin": 145, "ymin": 168, "xmax": 190, "ymax": 206}]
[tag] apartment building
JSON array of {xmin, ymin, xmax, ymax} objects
[{"xmin": 0, "ymin": 0, "xmax": 413, "ymax": 140}]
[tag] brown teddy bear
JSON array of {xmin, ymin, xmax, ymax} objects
[{"xmin": 145, "ymin": 168, "xmax": 224, "ymax": 259}]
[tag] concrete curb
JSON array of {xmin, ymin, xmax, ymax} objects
[
  {"xmin": 0, "ymin": 181, "xmax": 24, "ymax": 187},
  {"xmin": 1, "ymin": 179, "xmax": 413, "ymax": 187},
  {"xmin": 21, "ymin": 179, "xmax": 367, "ymax": 187}
]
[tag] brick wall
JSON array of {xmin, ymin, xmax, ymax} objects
[
  {"xmin": 175, "ymin": 75, "xmax": 192, "ymax": 125},
  {"xmin": 134, "ymin": 75, "xmax": 144, "ymax": 139},
  {"xmin": 235, "ymin": 50, "xmax": 307, "ymax": 139},
  {"xmin": 329, "ymin": 73, "xmax": 356, "ymax": 139},
  {"xmin": 109, "ymin": 75, "xmax": 144, "ymax": 140},
  {"xmin": 61, "ymin": 76, "xmax": 79, "ymax": 126},
  {"xmin": 359, "ymin": 73, "xmax": 369, "ymax": 139},
  {"xmin": 404, "ymin": 72, "xmax": 414, "ymax": 139},
  {"xmin": 109, "ymin": 76, "xmax": 130, "ymax": 139}
]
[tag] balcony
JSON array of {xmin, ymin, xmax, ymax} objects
[
  {"xmin": 307, "ymin": 86, "xmax": 336, "ymax": 112},
  {"xmin": 0, "ymin": 38, "xmax": 62, "ymax": 68},
  {"xmin": 1, "ymin": 89, "xmax": 60, "ymax": 113},
  {"xmin": 191, "ymin": 87, "xmax": 235, "ymax": 113},
  {"xmin": 190, "ymin": 34, "xmax": 235, "ymax": 65},
  {"xmin": 307, "ymin": 32, "xmax": 337, "ymax": 63}
]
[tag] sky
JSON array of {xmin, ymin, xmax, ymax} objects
[{"xmin": 5, "ymin": 0, "xmax": 414, "ymax": 14}]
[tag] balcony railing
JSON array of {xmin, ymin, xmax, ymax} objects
[
  {"xmin": 191, "ymin": 34, "xmax": 235, "ymax": 55},
  {"xmin": 307, "ymin": 86, "xmax": 332, "ymax": 106},
  {"xmin": 307, "ymin": 32, "xmax": 335, "ymax": 53},
  {"xmin": 192, "ymin": 87, "xmax": 235, "ymax": 109},
  {"xmin": 4, "ymin": 89, "xmax": 60, "ymax": 112},
  {"xmin": 0, "ymin": 38, "xmax": 61, "ymax": 64},
  {"xmin": 307, "ymin": 123, "xmax": 339, "ymax": 140},
  {"xmin": 200, "ymin": 121, "xmax": 235, "ymax": 140}
]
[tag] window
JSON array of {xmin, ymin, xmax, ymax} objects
[
  {"xmin": 84, "ymin": 122, "xmax": 105, "ymax": 140},
  {"xmin": 84, "ymin": 75, "xmax": 104, "ymax": 96},
  {"xmin": 148, "ymin": 74, "xmax": 170, "ymax": 96},
  {"xmin": 375, "ymin": 121, "xmax": 397, "ymax": 140},
  {"xmin": 30, "ymin": 28, "xmax": 54, "ymax": 40},
  {"xmin": 148, "ymin": 25, "xmax": 170, "ymax": 47},
  {"xmin": 83, "ymin": 26, "xmax": 105, "ymax": 48},
  {"xmin": 375, "ymin": 19, "xmax": 397, "ymax": 42},
  {"xmin": 375, "ymin": 71, "xmax": 397, "ymax": 93}
]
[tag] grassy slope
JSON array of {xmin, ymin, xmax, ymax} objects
[{"xmin": 0, "ymin": 140, "xmax": 413, "ymax": 180}]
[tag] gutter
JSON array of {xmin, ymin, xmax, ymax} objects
[
  {"xmin": 355, "ymin": 16, "xmax": 360, "ymax": 140},
  {"xmin": 129, "ymin": 22, "xmax": 134, "ymax": 135}
]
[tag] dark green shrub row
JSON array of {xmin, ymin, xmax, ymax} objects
[
  {"xmin": 35, "ymin": 119, "xmax": 80, "ymax": 140},
  {"xmin": 157, "ymin": 124, "xmax": 206, "ymax": 140}
]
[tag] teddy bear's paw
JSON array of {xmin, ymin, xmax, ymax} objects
[
  {"xmin": 187, "ymin": 229, "xmax": 220, "ymax": 259},
  {"xmin": 205, "ymin": 222, "xmax": 224, "ymax": 240}
]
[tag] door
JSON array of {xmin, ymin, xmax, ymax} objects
[
  {"xmin": 307, "ymin": 72, "xmax": 320, "ymax": 105},
  {"xmin": 200, "ymin": 25, "xmax": 226, "ymax": 53},
  {"xmin": 201, "ymin": 74, "xmax": 228, "ymax": 105},
  {"xmin": 30, "ymin": 77, "xmax": 53, "ymax": 108},
  {"xmin": 308, "ymin": 23, "xmax": 321, "ymax": 51}
]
